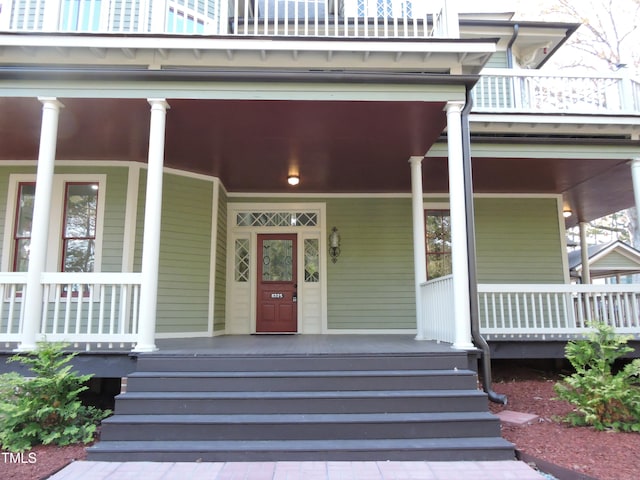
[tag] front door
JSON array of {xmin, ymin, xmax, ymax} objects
[{"xmin": 256, "ymin": 234, "xmax": 298, "ymax": 333}]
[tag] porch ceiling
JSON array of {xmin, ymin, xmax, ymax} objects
[{"xmin": 0, "ymin": 96, "xmax": 635, "ymax": 223}]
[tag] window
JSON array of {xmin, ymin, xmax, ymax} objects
[
  {"xmin": 4, "ymin": 174, "xmax": 105, "ymax": 277},
  {"xmin": 167, "ymin": 7, "xmax": 205, "ymax": 34},
  {"xmin": 61, "ymin": 183, "xmax": 98, "ymax": 273},
  {"xmin": 425, "ymin": 209, "xmax": 451, "ymax": 280},
  {"xmin": 60, "ymin": 0, "xmax": 103, "ymax": 32},
  {"xmin": 12, "ymin": 183, "xmax": 35, "ymax": 272}
]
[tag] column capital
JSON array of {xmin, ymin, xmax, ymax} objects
[
  {"xmin": 444, "ymin": 101, "xmax": 465, "ymax": 113},
  {"xmin": 147, "ymin": 98, "xmax": 170, "ymax": 111},
  {"xmin": 37, "ymin": 97, "xmax": 64, "ymax": 110},
  {"xmin": 629, "ymin": 157, "xmax": 640, "ymax": 167},
  {"xmin": 408, "ymin": 156, "xmax": 424, "ymax": 166}
]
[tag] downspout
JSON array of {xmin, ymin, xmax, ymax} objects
[
  {"xmin": 461, "ymin": 86, "xmax": 507, "ymax": 405},
  {"xmin": 506, "ymin": 24, "xmax": 519, "ymax": 69}
]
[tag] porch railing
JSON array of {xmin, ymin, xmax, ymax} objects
[
  {"xmin": 0, "ymin": 272, "xmax": 141, "ymax": 349},
  {"xmin": 0, "ymin": 272, "xmax": 27, "ymax": 344},
  {"xmin": 421, "ymin": 279, "xmax": 640, "ymax": 343},
  {"xmin": 0, "ymin": 0, "xmax": 455, "ymax": 38},
  {"xmin": 421, "ymin": 274, "xmax": 455, "ymax": 344},
  {"xmin": 478, "ymin": 284, "xmax": 640, "ymax": 339},
  {"xmin": 472, "ymin": 68, "xmax": 640, "ymax": 115}
]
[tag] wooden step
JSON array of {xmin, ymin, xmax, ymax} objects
[
  {"xmin": 134, "ymin": 353, "xmax": 470, "ymax": 372},
  {"xmin": 125, "ymin": 369, "xmax": 478, "ymax": 392},
  {"xmin": 113, "ymin": 389, "xmax": 488, "ymax": 415},
  {"xmin": 99, "ymin": 412, "xmax": 501, "ymax": 442},
  {"xmin": 87, "ymin": 438, "xmax": 515, "ymax": 462},
  {"xmin": 88, "ymin": 351, "xmax": 513, "ymax": 462}
]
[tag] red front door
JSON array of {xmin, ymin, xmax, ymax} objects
[{"xmin": 256, "ymin": 234, "xmax": 298, "ymax": 333}]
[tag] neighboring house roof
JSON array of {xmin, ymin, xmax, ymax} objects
[{"xmin": 568, "ymin": 241, "xmax": 640, "ymax": 279}]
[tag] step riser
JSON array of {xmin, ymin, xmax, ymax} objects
[
  {"xmin": 87, "ymin": 448, "xmax": 514, "ymax": 463},
  {"xmin": 99, "ymin": 420, "xmax": 500, "ymax": 442},
  {"xmin": 135, "ymin": 355, "xmax": 468, "ymax": 372},
  {"xmin": 89, "ymin": 351, "xmax": 514, "ymax": 463},
  {"xmin": 114, "ymin": 396, "xmax": 487, "ymax": 415},
  {"xmin": 126, "ymin": 375, "xmax": 478, "ymax": 392}
]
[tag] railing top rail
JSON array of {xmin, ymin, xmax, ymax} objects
[
  {"xmin": 421, "ymin": 274, "xmax": 453, "ymax": 287},
  {"xmin": 478, "ymin": 283, "xmax": 640, "ymax": 293},
  {"xmin": 0, "ymin": 272, "xmax": 28, "ymax": 282},
  {"xmin": 40, "ymin": 272, "xmax": 143, "ymax": 284},
  {"xmin": 480, "ymin": 67, "xmax": 639, "ymax": 82}
]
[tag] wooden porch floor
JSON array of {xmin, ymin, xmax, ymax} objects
[{"xmin": 152, "ymin": 335, "xmax": 460, "ymax": 356}]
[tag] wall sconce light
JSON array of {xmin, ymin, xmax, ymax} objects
[
  {"xmin": 329, "ymin": 227, "xmax": 341, "ymax": 264},
  {"xmin": 563, "ymin": 209, "xmax": 573, "ymax": 218},
  {"xmin": 287, "ymin": 174, "xmax": 300, "ymax": 186}
]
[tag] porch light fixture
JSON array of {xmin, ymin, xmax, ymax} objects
[
  {"xmin": 563, "ymin": 209, "xmax": 573, "ymax": 218},
  {"xmin": 287, "ymin": 174, "xmax": 300, "ymax": 186},
  {"xmin": 329, "ymin": 227, "xmax": 341, "ymax": 263}
]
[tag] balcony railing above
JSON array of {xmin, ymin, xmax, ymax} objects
[
  {"xmin": 472, "ymin": 68, "xmax": 640, "ymax": 115},
  {"xmin": 0, "ymin": 0, "xmax": 458, "ymax": 38}
]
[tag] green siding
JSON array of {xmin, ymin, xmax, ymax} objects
[
  {"xmin": 592, "ymin": 250, "xmax": 639, "ymax": 270},
  {"xmin": 156, "ymin": 173, "xmax": 213, "ymax": 333},
  {"xmin": 484, "ymin": 52, "xmax": 509, "ymax": 68},
  {"xmin": 214, "ymin": 186, "xmax": 227, "ymax": 332},
  {"xmin": 326, "ymin": 198, "xmax": 416, "ymax": 329},
  {"xmin": 475, "ymin": 197, "xmax": 564, "ymax": 283}
]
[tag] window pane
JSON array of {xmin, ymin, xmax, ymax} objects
[
  {"xmin": 14, "ymin": 183, "xmax": 35, "ymax": 272},
  {"xmin": 15, "ymin": 239, "xmax": 31, "ymax": 272},
  {"xmin": 16, "ymin": 184, "xmax": 35, "ymax": 237},
  {"xmin": 235, "ymin": 239, "xmax": 250, "ymax": 282},
  {"xmin": 64, "ymin": 239, "xmax": 95, "ymax": 272},
  {"xmin": 304, "ymin": 239, "xmax": 319, "ymax": 282},
  {"xmin": 262, "ymin": 239, "xmax": 293, "ymax": 281},
  {"xmin": 61, "ymin": 0, "xmax": 102, "ymax": 31},
  {"xmin": 64, "ymin": 184, "xmax": 98, "ymax": 238},
  {"xmin": 63, "ymin": 183, "xmax": 98, "ymax": 273},
  {"xmin": 425, "ymin": 210, "xmax": 452, "ymax": 280}
]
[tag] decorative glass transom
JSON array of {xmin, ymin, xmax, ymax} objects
[
  {"xmin": 304, "ymin": 239, "xmax": 319, "ymax": 283},
  {"xmin": 236, "ymin": 212, "xmax": 318, "ymax": 228},
  {"xmin": 235, "ymin": 238, "xmax": 250, "ymax": 282}
]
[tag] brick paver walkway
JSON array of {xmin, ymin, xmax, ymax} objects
[{"xmin": 49, "ymin": 460, "xmax": 545, "ymax": 479}]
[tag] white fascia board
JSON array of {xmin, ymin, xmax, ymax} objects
[
  {"xmin": 426, "ymin": 142, "xmax": 640, "ymax": 159},
  {"xmin": 470, "ymin": 113, "xmax": 640, "ymax": 126},
  {"xmin": 0, "ymin": 34, "xmax": 496, "ymax": 55}
]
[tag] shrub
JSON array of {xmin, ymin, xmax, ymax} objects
[
  {"xmin": 554, "ymin": 322, "xmax": 640, "ymax": 432},
  {"xmin": 0, "ymin": 342, "xmax": 111, "ymax": 452}
]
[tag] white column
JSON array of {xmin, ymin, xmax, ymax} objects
[
  {"xmin": 630, "ymin": 158, "xmax": 640, "ymax": 223},
  {"xmin": 409, "ymin": 156, "xmax": 428, "ymax": 340},
  {"xmin": 17, "ymin": 98, "xmax": 63, "ymax": 352},
  {"xmin": 134, "ymin": 99, "xmax": 169, "ymax": 353},
  {"xmin": 446, "ymin": 101, "xmax": 474, "ymax": 350},
  {"xmin": 579, "ymin": 222, "xmax": 591, "ymax": 284},
  {"xmin": 441, "ymin": 0, "xmax": 460, "ymax": 38}
]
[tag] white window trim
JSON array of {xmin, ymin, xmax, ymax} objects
[{"xmin": 2, "ymin": 173, "xmax": 107, "ymax": 274}]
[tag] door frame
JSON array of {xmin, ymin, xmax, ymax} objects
[{"xmin": 226, "ymin": 202, "xmax": 327, "ymax": 334}]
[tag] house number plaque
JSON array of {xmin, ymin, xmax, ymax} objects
[{"xmin": 271, "ymin": 293, "xmax": 284, "ymax": 299}]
